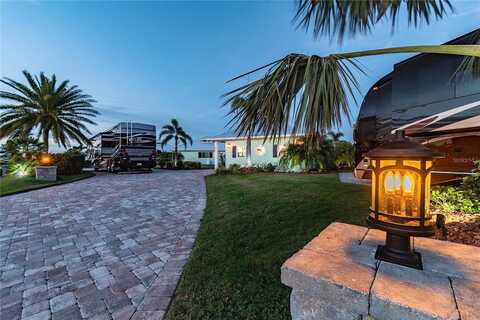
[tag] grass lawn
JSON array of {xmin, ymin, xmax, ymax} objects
[
  {"xmin": 166, "ymin": 173, "xmax": 370, "ymax": 320},
  {"xmin": 0, "ymin": 173, "xmax": 93, "ymax": 196}
]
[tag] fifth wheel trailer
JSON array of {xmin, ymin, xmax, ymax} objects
[
  {"xmin": 88, "ymin": 122, "xmax": 156, "ymax": 172},
  {"xmin": 354, "ymin": 29, "xmax": 480, "ymax": 185}
]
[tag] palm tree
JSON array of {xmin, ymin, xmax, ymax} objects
[
  {"xmin": 328, "ymin": 131, "xmax": 344, "ymax": 143},
  {"xmin": 158, "ymin": 119, "xmax": 193, "ymax": 167},
  {"xmin": 225, "ymin": 1, "xmax": 480, "ymax": 145},
  {"xmin": 0, "ymin": 70, "xmax": 99, "ymax": 152}
]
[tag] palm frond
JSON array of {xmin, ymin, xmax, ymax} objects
[
  {"xmin": 293, "ymin": 0, "xmax": 453, "ymax": 42},
  {"xmin": 0, "ymin": 71, "xmax": 99, "ymax": 151},
  {"xmin": 455, "ymin": 30, "xmax": 480, "ymax": 80},
  {"xmin": 225, "ymin": 44, "xmax": 480, "ymax": 144}
]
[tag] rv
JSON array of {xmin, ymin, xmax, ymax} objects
[
  {"xmin": 89, "ymin": 122, "xmax": 156, "ymax": 172},
  {"xmin": 354, "ymin": 29, "xmax": 480, "ymax": 185}
]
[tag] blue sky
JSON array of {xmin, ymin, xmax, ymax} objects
[{"xmin": 1, "ymin": 1, "xmax": 479, "ymax": 151}]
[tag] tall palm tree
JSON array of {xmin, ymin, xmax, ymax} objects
[
  {"xmin": 225, "ymin": 1, "xmax": 480, "ymax": 145},
  {"xmin": 158, "ymin": 119, "xmax": 193, "ymax": 167},
  {"xmin": 0, "ymin": 70, "xmax": 99, "ymax": 152}
]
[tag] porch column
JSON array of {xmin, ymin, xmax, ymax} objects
[
  {"xmin": 214, "ymin": 141, "xmax": 219, "ymax": 170},
  {"xmin": 246, "ymin": 136, "xmax": 252, "ymax": 167}
]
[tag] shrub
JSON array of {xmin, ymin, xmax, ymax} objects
[
  {"xmin": 239, "ymin": 167, "xmax": 257, "ymax": 174},
  {"xmin": 255, "ymin": 163, "xmax": 276, "ymax": 172},
  {"xmin": 54, "ymin": 153, "xmax": 86, "ymax": 175},
  {"xmin": 229, "ymin": 164, "xmax": 241, "ymax": 174},
  {"xmin": 183, "ymin": 161, "xmax": 202, "ymax": 169},
  {"xmin": 431, "ymin": 186, "xmax": 480, "ymax": 214},
  {"xmin": 7, "ymin": 157, "xmax": 36, "ymax": 177},
  {"xmin": 335, "ymin": 141, "xmax": 355, "ymax": 169},
  {"xmin": 215, "ymin": 167, "xmax": 233, "ymax": 175},
  {"xmin": 176, "ymin": 160, "xmax": 185, "ymax": 169},
  {"xmin": 462, "ymin": 160, "xmax": 480, "ymax": 197}
]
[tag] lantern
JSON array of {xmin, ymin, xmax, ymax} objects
[
  {"xmin": 39, "ymin": 153, "xmax": 52, "ymax": 166},
  {"xmin": 367, "ymin": 130, "xmax": 436, "ymax": 270}
]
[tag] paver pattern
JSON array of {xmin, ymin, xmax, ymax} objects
[{"xmin": 0, "ymin": 170, "xmax": 211, "ymax": 320}]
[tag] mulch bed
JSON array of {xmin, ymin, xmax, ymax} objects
[{"xmin": 433, "ymin": 211, "xmax": 480, "ymax": 247}]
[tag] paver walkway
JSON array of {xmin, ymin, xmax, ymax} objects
[{"xmin": 0, "ymin": 170, "xmax": 212, "ymax": 320}]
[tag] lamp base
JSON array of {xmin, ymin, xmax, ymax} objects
[{"xmin": 375, "ymin": 233, "xmax": 423, "ymax": 270}]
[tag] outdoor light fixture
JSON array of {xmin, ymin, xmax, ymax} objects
[
  {"xmin": 40, "ymin": 153, "xmax": 52, "ymax": 166},
  {"xmin": 256, "ymin": 145, "xmax": 265, "ymax": 155},
  {"xmin": 367, "ymin": 130, "xmax": 436, "ymax": 270}
]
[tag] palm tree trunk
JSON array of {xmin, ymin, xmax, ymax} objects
[
  {"xmin": 174, "ymin": 136, "xmax": 178, "ymax": 168},
  {"xmin": 42, "ymin": 130, "xmax": 49, "ymax": 153}
]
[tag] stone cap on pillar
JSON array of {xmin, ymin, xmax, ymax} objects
[{"xmin": 281, "ymin": 222, "xmax": 480, "ymax": 320}]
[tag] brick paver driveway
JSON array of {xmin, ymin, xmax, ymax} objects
[{"xmin": 0, "ymin": 170, "xmax": 212, "ymax": 320}]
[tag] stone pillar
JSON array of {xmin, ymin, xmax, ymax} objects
[
  {"xmin": 281, "ymin": 222, "xmax": 480, "ymax": 320},
  {"xmin": 214, "ymin": 141, "xmax": 219, "ymax": 170},
  {"xmin": 35, "ymin": 166, "xmax": 57, "ymax": 181}
]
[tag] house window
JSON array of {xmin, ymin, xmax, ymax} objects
[
  {"xmin": 232, "ymin": 145, "xmax": 237, "ymax": 158},
  {"xmin": 273, "ymin": 144, "xmax": 278, "ymax": 158},
  {"xmin": 198, "ymin": 152, "xmax": 213, "ymax": 158},
  {"xmin": 237, "ymin": 147, "xmax": 245, "ymax": 157}
]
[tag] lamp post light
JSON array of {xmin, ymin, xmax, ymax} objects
[
  {"xmin": 39, "ymin": 153, "xmax": 52, "ymax": 166},
  {"xmin": 367, "ymin": 130, "xmax": 437, "ymax": 270}
]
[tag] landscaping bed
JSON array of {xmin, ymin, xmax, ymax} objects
[
  {"xmin": 165, "ymin": 173, "xmax": 369, "ymax": 320},
  {"xmin": 0, "ymin": 173, "xmax": 94, "ymax": 197},
  {"xmin": 433, "ymin": 211, "xmax": 480, "ymax": 247}
]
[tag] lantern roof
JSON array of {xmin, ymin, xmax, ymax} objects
[{"xmin": 367, "ymin": 130, "xmax": 435, "ymax": 159}]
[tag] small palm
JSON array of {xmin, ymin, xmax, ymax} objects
[
  {"xmin": 0, "ymin": 70, "xmax": 98, "ymax": 152},
  {"xmin": 159, "ymin": 119, "xmax": 192, "ymax": 167}
]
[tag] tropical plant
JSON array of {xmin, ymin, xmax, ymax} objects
[
  {"xmin": 280, "ymin": 136, "xmax": 335, "ymax": 171},
  {"xmin": 0, "ymin": 70, "xmax": 99, "ymax": 152},
  {"xmin": 431, "ymin": 160, "xmax": 480, "ymax": 215},
  {"xmin": 462, "ymin": 160, "xmax": 480, "ymax": 197},
  {"xmin": 431, "ymin": 186, "xmax": 480, "ymax": 215},
  {"xmin": 334, "ymin": 141, "xmax": 355, "ymax": 168},
  {"xmin": 158, "ymin": 119, "xmax": 193, "ymax": 167},
  {"xmin": 7, "ymin": 159, "xmax": 35, "ymax": 177},
  {"xmin": 4, "ymin": 133, "xmax": 44, "ymax": 161},
  {"xmin": 225, "ymin": 1, "xmax": 480, "ymax": 144},
  {"xmin": 4, "ymin": 134, "xmax": 43, "ymax": 177}
]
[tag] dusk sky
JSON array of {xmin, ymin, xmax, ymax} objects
[{"xmin": 1, "ymin": 1, "xmax": 479, "ymax": 151}]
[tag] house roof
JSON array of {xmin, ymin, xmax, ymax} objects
[{"xmin": 201, "ymin": 128, "xmax": 305, "ymax": 142}]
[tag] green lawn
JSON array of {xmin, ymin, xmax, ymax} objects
[
  {"xmin": 0, "ymin": 173, "xmax": 93, "ymax": 196},
  {"xmin": 166, "ymin": 173, "xmax": 370, "ymax": 320}
]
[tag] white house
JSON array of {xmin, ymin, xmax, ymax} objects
[
  {"xmin": 180, "ymin": 148, "xmax": 225, "ymax": 167},
  {"xmin": 202, "ymin": 132, "xmax": 302, "ymax": 169}
]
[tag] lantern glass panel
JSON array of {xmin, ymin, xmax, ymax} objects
[
  {"xmin": 403, "ymin": 160, "xmax": 421, "ymax": 169},
  {"xmin": 378, "ymin": 168, "xmax": 421, "ymax": 227},
  {"xmin": 380, "ymin": 160, "xmax": 396, "ymax": 168}
]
